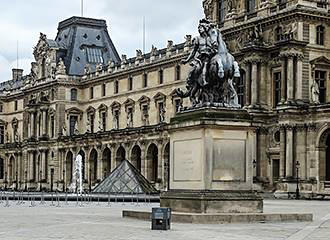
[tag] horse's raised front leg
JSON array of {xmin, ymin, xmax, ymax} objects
[{"xmin": 217, "ymin": 58, "xmax": 224, "ymax": 79}]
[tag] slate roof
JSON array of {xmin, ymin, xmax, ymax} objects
[
  {"xmin": 92, "ymin": 159, "xmax": 158, "ymax": 194},
  {"xmin": 55, "ymin": 16, "xmax": 120, "ymax": 76}
]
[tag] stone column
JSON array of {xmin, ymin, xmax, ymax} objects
[
  {"xmin": 42, "ymin": 110, "xmax": 47, "ymax": 136},
  {"xmin": 280, "ymin": 57, "xmax": 286, "ymax": 103},
  {"xmin": 260, "ymin": 62, "xmax": 267, "ymax": 106},
  {"xmin": 286, "ymin": 126, "xmax": 294, "ymax": 178},
  {"xmin": 287, "ymin": 56, "xmax": 294, "ymax": 102},
  {"xmin": 157, "ymin": 142, "xmax": 163, "ymax": 185},
  {"xmin": 251, "ymin": 62, "xmax": 258, "ymax": 106},
  {"xmin": 296, "ymin": 55, "xmax": 303, "ymax": 100},
  {"xmin": 296, "ymin": 126, "xmax": 307, "ymax": 180},
  {"xmin": 244, "ymin": 63, "xmax": 251, "ymax": 107},
  {"xmin": 41, "ymin": 150, "xmax": 46, "ymax": 180},
  {"xmin": 306, "ymin": 124, "xmax": 317, "ymax": 180},
  {"xmin": 280, "ymin": 127, "xmax": 286, "ymax": 178},
  {"xmin": 31, "ymin": 113, "xmax": 35, "ymax": 138}
]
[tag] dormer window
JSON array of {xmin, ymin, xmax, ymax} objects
[{"xmin": 86, "ymin": 47, "xmax": 104, "ymax": 64}]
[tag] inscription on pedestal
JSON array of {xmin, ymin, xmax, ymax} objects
[
  {"xmin": 213, "ymin": 139, "xmax": 246, "ymax": 182},
  {"xmin": 173, "ymin": 139, "xmax": 202, "ymax": 181}
]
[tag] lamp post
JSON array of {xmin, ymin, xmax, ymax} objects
[
  {"xmin": 39, "ymin": 170, "xmax": 42, "ymax": 192},
  {"xmin": 4, "ymin": 171, "xmax": 7, "ymax": 191},
  {"xmin": 89, "ymin": 168, "xmax": 92, "ymax": 193},
  {"xmin": 50, "ymin": 169, "xmax": 54, "ymax": 192},
  {"xmin": 24, "ymin": 170, "xmax": 27, "ymax": 191},
  {"xmin": 15, "ymin": 171, "xmax": 18, "ymax": 191},
  {"xmin": 295, "ymin": 161, "xmax": 300, "ymax": 200},
  {"xmin": 62, "ymin": 169, "xmax": 65, "ymax": 192},
  {"xmin": 253, "ymin": 159, "xmax": 257, "ymax": 183}
]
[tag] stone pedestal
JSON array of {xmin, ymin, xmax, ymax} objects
[{"xmin": 160, "ymin": 107, "xmax": 263, "ymax": 213}]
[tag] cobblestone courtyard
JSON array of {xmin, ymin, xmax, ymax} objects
[{"xmin": 0, "ymin": 199, "xmax": 329, "ymax": 240}]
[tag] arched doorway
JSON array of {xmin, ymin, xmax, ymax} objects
[
  {"xmin": 89, "ymin": 149, "xmax": 98, "ymax": 182},
  {"xmin": 163, "ymin": 143, "xmax": 170, "ymax": 190},
  {"xmin": 131, "ymin": 145, "xmax": 141, "ymax": 172},
  {"xmin": 102, "ymin": 148, "xmax": 111, "ymax": 177},
  {"xmin": 147, "ymin": 143, "xmax": 158, "ymax": 182},
  {"xmin": 116, "ymin": 146, "xmax": 126, "ymax": 166},
  {"xmin": 77, "ymin": 150, "xmax": 85, "ymax": 180},
  {"xmin": 65, "ymin": 151, "xmax": 73, "ymax": 184},
  {"xmin": 318, "ymin": 128, "xmax": 330, "ymax": 183}
]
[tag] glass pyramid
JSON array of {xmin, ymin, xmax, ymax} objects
[{"xmin": 92, "ymin": 159, "xmax": 158, "ymax": 194}]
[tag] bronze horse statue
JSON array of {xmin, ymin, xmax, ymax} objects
[{"xmin": 177, "ymin": 19, "xmax": 241, "ymax": 108}]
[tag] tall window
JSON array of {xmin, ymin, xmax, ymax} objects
[
  {"xmin": 90, "ymin": 87, "xmax": 94, "ymax": 99},
  {"xmin": 69, "ymin": 116, "xmax": 78, "ymax": 136},
  {"xmin": 50, "ymin": 116, "xmax": 55, "ymax": 138},
  {"xmin": 102, "ymin": 84, "xmax": 106, "ymax": 97},
  {"xmin": 0, "ymin": 158, "xmax": 3, "ymax": 179},
  {"xmin": 315, "ymin": 70, "xmax": 326, "ymax": 103},
  {"xmin": 86, "ymin": 47, "xmax": 104, "ymax": 64},
  {"xmin": 101, "ymin": 112, "xmax": 107, "ymax": 131},
  {"xmin": 159, "ymin": 69, "xmax": 164, "ymax": 84},
  {"xmin": 219, "ymin": 0, "xmax": 225, "ymax": 24},
  {"xmin": 114, "ymin": 80, "xmax": 119, "ymax": 94},
  {"xmin": 237, "ymin": 72, "xmax": 245, "ymax": 106},
  {"xmin": 0, "ymin": 104, "xmax": 3, "ymax": 112},
  {"xmin": 274, "ymin": 72, "xmax": 281, "ymax": 106},
  {"xmin": 276, "ymin": 26, "xmax": 282, "ymax": 41},
  {"xmin": 143, "ymin": 73, "xmax": 148, "ymax": 88},
  {"xmin": 246, "ymin": 0, "xmax": 256, "ymax": 13},
  {"xmin": 14, "ymin": 101, "xmax": 18, "ymax": 111},
  {"xmin": 176, "ymin": 65, "xmax": 181, "ymax": 81},
  {"xmin": 71, "ymin": 88, "xmax": 77, "ymax": 101},
  {"xmin": 89, "ymin": 114, "xmax": 95, "ymax": 133},
  {"xmin": 316, "ymin": 25, "xmax": 325, "ymax": 45},
  {"xmin": 128, "ymin": 76, "xmax": 133, "ymax": 91},
  {"xmin": 0, "ymin": 126, "xmax": 4, "ymax": 144}
]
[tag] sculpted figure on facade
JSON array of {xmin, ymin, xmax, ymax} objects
[
  {"xmin": 56, "ymin": 58, "xmax": 66, "ymax": 76},
  {"xmin": 311, "ymin": 79, "xmax": 320, "ymax": 104},
  {"xmin": 62, "ymin": 125, "xmax": 67, "ymax": 137},
  {"xmin": 177, "ymin": 18, "xmax": 240, "ymax": 108}
]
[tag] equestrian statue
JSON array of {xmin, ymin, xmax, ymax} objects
[{"xmin": 177, "ymin": 18, "xmax": 241, "ymax": 108}]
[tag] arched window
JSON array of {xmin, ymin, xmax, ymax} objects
[
  {"xmin": 316, "ymin": 25, "xmax": 325, "ymax": 45},
  {"xmin": 70, "ymin": 88, "xmax": 77, "ymax": 101}
]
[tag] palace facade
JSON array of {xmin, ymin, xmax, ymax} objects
[{"xmin": 0, "ymin": 0, "xmax": 330, "ymax": 196}]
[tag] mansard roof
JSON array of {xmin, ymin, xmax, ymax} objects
[{"xmin": 55, "ymin": 16, "xmax": 120, "ymax": 76}]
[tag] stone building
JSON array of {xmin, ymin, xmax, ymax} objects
[
  {"xmin": 204, "ymin": 0, "xmax": 330, "ymax": 195},
  {"xmin": 0, "ymin": 16, "xmax": 190, "ymax": 192},
  {"xmin": 0, "ymin": 0, "xmax": 330, "ymax": 196}
]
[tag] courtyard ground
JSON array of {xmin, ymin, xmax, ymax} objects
[{"xmin": 0, "ymin": 199, "xmax": 329, "ymax": 240}]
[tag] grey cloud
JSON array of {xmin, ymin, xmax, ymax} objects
[{"xmin": 0, "ymin": 0, "xmax": 204, "ymax": 81}]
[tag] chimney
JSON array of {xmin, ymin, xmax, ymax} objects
[{"xmin": 12, "ymin": 69, "xmax": 23, "ymax": 80}]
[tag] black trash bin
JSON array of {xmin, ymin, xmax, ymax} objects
[{"xmin": 151, "ymin": 207, "xmax": 171, "ymax": 230}]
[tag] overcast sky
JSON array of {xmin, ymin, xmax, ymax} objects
[{"xmin": 0, "ymin": 0, "xmax": 204, "ymax": 82}]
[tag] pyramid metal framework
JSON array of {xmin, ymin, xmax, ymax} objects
[{"xmin": 92, "ymin": 159, "xmax": 158, "ymax": 194}]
